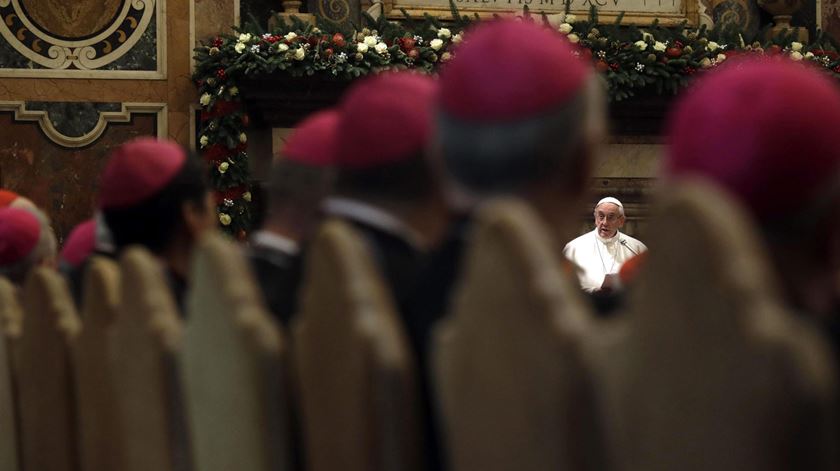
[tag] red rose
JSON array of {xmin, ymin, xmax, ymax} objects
[
  {"xmin": 665, "ymin": 47, "xmax": 682, "ymax": 58},
  {"xmin": 595, "ymin": 60, "xmax": 609, "ymax": 72},
  {"xmin": 407, "ymin": 49, "xmax": 419, "ymax": 60},
  {"xmin": 307, "ymin": 36, "xmax": 319, "ymax": 47},
  {"xmin": 332, "ymin": 33, "xmax": 346, "ymax": 48},
  {"xmin": 400, "ymin": 37, "xmax": 416, "ymax": 52},
  {"xmin": 324, "ymin": 48, "xmax": 334, "ymax": 58}
]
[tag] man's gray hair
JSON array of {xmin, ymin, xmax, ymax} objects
[{"xmin": 437, "ymin": 77, "xmax": 604, "ymax": 196}]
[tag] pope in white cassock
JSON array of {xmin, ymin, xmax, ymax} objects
[{"xmin": 563, "ymin": 197, "xmax": 647, "ymax": 292}]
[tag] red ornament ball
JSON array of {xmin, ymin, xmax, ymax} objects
[
  {"xmin": 408, "ymin": 49, "xmax": 419, "ymax": 60},
  {"xmin": 332, "ymin": 33, "xmax": 346, "ymax": 48},
  {"xmin": 595, "ymin": 60, "xmax": 609, "ymax": 72},
  {"xmin": 324, "ymin": 48, "xmax": 334, "ymax": 58},
  {"xmin": 665, "ymin": 47, "xmax": 682, "ymax": 58}
]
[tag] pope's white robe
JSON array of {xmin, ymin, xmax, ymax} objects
[{"xmin": 563, "ymin": 229, "xmax": 647, "ymax": 292}]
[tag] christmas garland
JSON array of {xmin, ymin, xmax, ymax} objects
[{"xmin": 193, "ymin": 8, "xmax": 840, "ymax": 236}]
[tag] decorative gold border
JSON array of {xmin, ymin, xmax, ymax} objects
[
  {"xmin": 0, "ymin": 101, "xmax": 168, "ymax": 148},
  {"xmin": 385, "ymin": 0, "xmax": 699, "ymax": 25},
  {"xmin": 0, "ymin": 0, "xmax": 167, "ymax": 80},
  {"xmin": 817, "ymin": 0, "xmax": 822, "ymax": 30}
]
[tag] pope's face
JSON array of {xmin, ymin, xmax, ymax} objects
[{"xmin": 594, "ymin": 203, "xmax": 625, "ymax": 238}]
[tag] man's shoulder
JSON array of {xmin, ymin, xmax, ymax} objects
[
  {"xmin": 247, "ymin": 244, "xmax": 298, "ymax": 271},
  {"xmin": 564, "ymin": 230, "xmax": 594, "ymax": 251},
  {"xmin": 619, "ymin": 233, "xmax": 648, "ymax": 251}
]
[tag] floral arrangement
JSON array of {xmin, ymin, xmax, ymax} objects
[{"xmin": 193, "ymin": 7, "xmax": 840, "ymax": 236}]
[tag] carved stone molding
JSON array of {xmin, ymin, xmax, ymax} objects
[{"xmin": 0, "ymin": 101, "xmax": 167, "ymax": 148}]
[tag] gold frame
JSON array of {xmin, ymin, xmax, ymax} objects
[
  {"xmin": 0, "ymin": 0, "xmax": 167, "ymax": 80},
  {"xmin": 382, "ymin": 0, "xmax": 699, "ymax": 26},
  {"xmin": 0, "ymin": 101, "xmax": 168, "ymax": 148}
]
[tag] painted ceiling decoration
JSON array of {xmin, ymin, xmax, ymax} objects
[{"xmin": 0, "ymin": 0, "xmax": 156, "ymax": 70}]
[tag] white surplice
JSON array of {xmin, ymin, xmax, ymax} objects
[{"xmin": 563, "ymin": 229, "xmax": 647, "ymax": 292}]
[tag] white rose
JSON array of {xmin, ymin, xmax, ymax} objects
[
  {"xmin": 716, "ymin": 53, "xmax": 726, "ymax": 62},
  {"xmin": 243, "ymin": 191, "xmax": 252, "ymax": 202},
  {"xmin": 238, "ymin": 33, "xmax": 252, "ymax": 43},
  {"xmin": 239, "ymin": 132, "xmax": 247, "ymax": 143},
  {"xmin": 558, "ymin": 23, "xmax": 573, "ymax": 34},
  {"xmin": 357, "ymin": 43, "xmax": 369, "ymax": 53},
  {"xmin": 278, "ymin": 43, "xmax": 289, "ymax": 52},
  {"xmin": 364, "ymin": 35, "xmax": 377, "ymax": 47},
  {"xmin": 294, "ymin": 47, "xmax": 305, "ymax": 60},
  {"xmin": 199, "ymin": 93, "xmax": 211, "ymax": 106},
  {"xmin": 430, "ymin": 38, "xmax": 444, "ymax": 50},
  {"xmin": 634, "ymin": 40, "xmax": 647, "ymax": 51},
  {"xmin": 199, "ymin": 135, "xmax": 209, "ymax": 147},
  {"xmin": 452, "ymin": 33, "xmax": 463, "ymax": 44},
  {"xmin": 706, "ymin": 41, "xmax": 720, "ymax": 52},
  {"xmin": 653, "ymin": 41, "xmax": 666, "ymax": 52},
  {"xmin": 218, "ymin": 162, "xmax": 229, "ymax": 173},
  {"xmin": 375, "ymin": 42, "xmax": 388, "ymax": 54},
  {"xmin": 219, "ymin": 213, "xmax": 232, "ymax": 226},
  {"xmin": 285, "ymin": 32, "xmax": 297, "ymax": 41},
  {"xmin": 700, "ymin": 57, "xmax": 712, "ymax": 68},
  {"xmin": 234, "ymin": 42, "xmax": 246, "ymax": 54},
  {"xmin": 438, "ymin": 28, "xmax": 452, "ymax": 39},
  {"xmin": 790, "ymin": 41, "xmax": 803, "ymax": 52},
  {"xmin": 567, "ymin": 33, "xmax": 580, "ymax": 44},
  {"xmin": 805, "ymin": 51, "xmax": 815, "ymax": 59},
  {"xmin": 229, "ymin": 86, "xmax": 239, "ymax": 96},
  {"xmin": 790, "ymin": 51, "xmax": 803, "ymax": 61},
  {"xmin": 564, "ymin": 14, "xmax": 577, "ymax": 23}
]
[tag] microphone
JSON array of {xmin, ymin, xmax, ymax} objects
[{"xmin": 620, "ymin": 239, "xmax": 639, "ymax": 256}]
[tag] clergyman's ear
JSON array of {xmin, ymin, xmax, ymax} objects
[{"xmin": 182, "ymin": 193, "xmax": 216, "ymax": 240}]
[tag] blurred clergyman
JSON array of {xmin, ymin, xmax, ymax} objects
[
  {"xmin": 564, "ymin": 197, "xmax": 647, "ymax": 293},
  {"xmin": 666, "ymin": 58, "xmax": 840, "ymax": 330},
  {"xmin": 414, "ymin": 19, "xmax": 607, "ymax": 326},
  {"xmin": 0, "ymin": 207, "xmax": 56, "ymax": 286},
  {"xmin": 248, "ymin": 109, "xmax": 338, "ymax": 327},
  {"xmin": 99, "ymin": 138, "xmax": 216, "ymax": 311}
]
